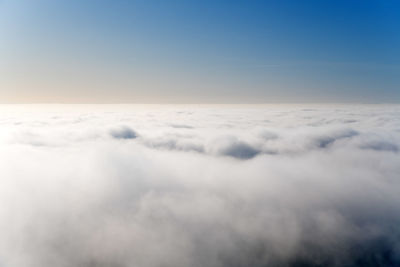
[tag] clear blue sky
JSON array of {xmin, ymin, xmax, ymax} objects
[{"xmin": 1, "ymin": 0, "xmax": 399, "ymax": 103}]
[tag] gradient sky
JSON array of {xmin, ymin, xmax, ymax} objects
[{"xmin": 0, "ymin": 0, "xmax": 399, "ymax": 103}]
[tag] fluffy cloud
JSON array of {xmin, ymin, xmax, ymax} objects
[{"xmin": 0, "ymin": 104, "xmax": 399, "ymax": 267}]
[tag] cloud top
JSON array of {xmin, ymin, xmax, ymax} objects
[{"xmin": 0, "ymin": 104, "xmax": 399, "ymax": 267}]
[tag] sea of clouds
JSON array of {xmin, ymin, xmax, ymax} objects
[{"xmin": 0, "ymin": 104, "xmax": 400, "ymax": 267}]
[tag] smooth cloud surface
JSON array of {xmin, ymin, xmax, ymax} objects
[{"xmin": 0, "ymin": 104, "xmax": 400, "ymax": 267}]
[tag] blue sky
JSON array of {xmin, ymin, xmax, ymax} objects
[{"xmin": 0, "ymin": 0, "xmax": 399, "ymax": 103}]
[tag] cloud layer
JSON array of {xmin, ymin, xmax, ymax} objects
[{"xmin": 0, "ymin": 104, "xmax": 400, "ymax": 267}]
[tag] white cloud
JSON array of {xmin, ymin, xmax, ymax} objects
[{"xmin": 0, "ymin": 104, "xmax": 399, "ymax": 267}]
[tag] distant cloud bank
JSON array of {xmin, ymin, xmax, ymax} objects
[{"xmin": 0, "ymin": 105, "xmax": 400, "ymax": 267}]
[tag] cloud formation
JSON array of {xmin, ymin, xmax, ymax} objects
[
  {"xmin": 0, "ymin": 104, "xmax": 400, "ymax": 267},
  {"xmin": 110, "ymin": 126, "xmax": 138, "ymax": 139}
]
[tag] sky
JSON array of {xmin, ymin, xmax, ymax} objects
[{"xmin": 0, "ymin": 0, "xmax": 399, "ymax": 103}]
